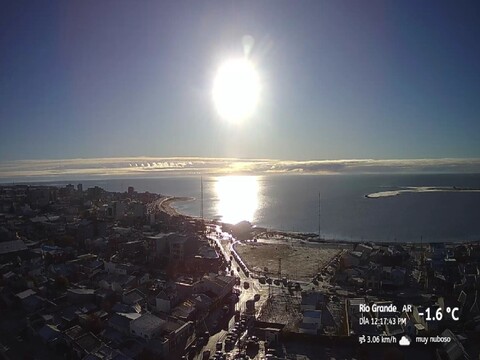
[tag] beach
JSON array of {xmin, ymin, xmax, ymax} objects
[
  {"xmin": 233, "ymin": 241, "xmax": 347, "ymax": 281},
  {"xmin": 157, "ymin": 195, "xmax": 350, "ymax": 283},
  {"xmin": 153, "ymin": 196, "xmax": 195, "ymax": 217}
]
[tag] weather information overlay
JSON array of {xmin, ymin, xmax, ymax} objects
[{"xmin": 356, "ymin": 303, "xmax": 460, "ymax": 346}]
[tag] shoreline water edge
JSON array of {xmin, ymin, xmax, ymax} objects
[{"xmin": 157, "ymin": 195, "xmax": 479, "ymax": 245}]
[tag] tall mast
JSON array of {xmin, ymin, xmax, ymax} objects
[
  {"xmin": 318, "ymin": 192, "xmax": 321, "ymax": 240},
  {"xmin": 200, "ymin": 176, "xmax": 204, "ymax": 219}
]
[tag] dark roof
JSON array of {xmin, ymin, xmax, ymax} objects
[
  {"xmin": 65, "ymin": 325, "xmax": 84, "ymax": 340},
  {"xmin": 0, "ymin": 240, "xmax": 27, "ymax": 255},
  {"xmin": 75, "ymin": 332, "xmax": 102, "ymax": 353}
]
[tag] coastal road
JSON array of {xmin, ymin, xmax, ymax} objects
[{"xmin": 206, "ymin": 225, "xmax": 268, "ymax": 317}]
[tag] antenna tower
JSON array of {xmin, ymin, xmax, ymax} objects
[
  {"xmin": 318, "ymin": 192, "xmax": 321, "ymax": 240},
  {"xmin": 200, "ymin": 176, "xmax": 204, "ymax": 219}
]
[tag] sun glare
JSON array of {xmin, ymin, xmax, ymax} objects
[
  {"xmin": 212, "ymin": 58, "xmax": 260, "ymax": 122},
  {"xmin": 215, "ymin": 176, "xmax": 259, "ymax": 224}
]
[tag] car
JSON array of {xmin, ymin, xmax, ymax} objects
[{"xmin": 266, "ymin": 348, "xmax": 276, "ymax": 355}]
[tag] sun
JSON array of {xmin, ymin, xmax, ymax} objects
[{"xmin": 212, "ymin": 58, "xmax": 260, "ymax": 122}]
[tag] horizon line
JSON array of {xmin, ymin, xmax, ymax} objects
[{"xmin": 1, "ymin": 156, "xmax": 480, "ymax": 181}]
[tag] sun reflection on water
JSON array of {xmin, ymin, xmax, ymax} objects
[{"xmin": 215, "ymin": 176, "xmax": 259, "ymax": 225}]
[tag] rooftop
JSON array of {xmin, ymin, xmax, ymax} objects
[
  {"xmin": 68, "ymin": 288, "xmax": 96, "ymax": 296},
  {"xmin": 130, "ymin": 313, "xmax": 165, "ymax": 333},
  {"xmin": 15, "ymin": 289, "xmax": 36, "ymax": 300},
  {"xmin": 0, "ymin": 240, "xmax": 27, "ymax": 255}
]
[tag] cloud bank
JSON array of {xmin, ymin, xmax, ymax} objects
[{"xmin": 1, "ymin": 157, "xmax": 479, "ymax": 181}]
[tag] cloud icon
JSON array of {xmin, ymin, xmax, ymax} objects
[{"xmin": 399, "ymin": 335, "xmax": 411, "ymax": 346}]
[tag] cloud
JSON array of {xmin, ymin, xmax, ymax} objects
[
  {"xmin": 399, "ymin": 335, "xmax": 411, "ymax": 346},
  {"xmin": 0, "ymin": 157, "xmax": 479, "ymax": 181}
]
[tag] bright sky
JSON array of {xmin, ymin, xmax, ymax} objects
[{"xmin": 1, "ymin": 1, "xmax": 480, "ymax": 162}]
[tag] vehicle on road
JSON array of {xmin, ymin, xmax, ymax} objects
[{"xmin": 266, "ymin": 348, "xmax": 277, "ymax": 355}]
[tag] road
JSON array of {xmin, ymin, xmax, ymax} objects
[
  {"xmin": 194, "ymin": 224, "xmax": 269, "ymax": 360},
  {"xmin": 207, "ymin": 225, "xmax": 268, "ymax": 316}
]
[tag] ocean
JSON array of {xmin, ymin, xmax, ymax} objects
[{"xmin": 35, "ymin": 173, "xmax": 480, "ymax": 243}]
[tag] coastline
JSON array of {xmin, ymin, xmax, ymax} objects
[
  {"xmin": 156, "ymin": 195, "xmax": 479, "ymax": 245},
  {"xmin": 156, "ymin": 196, "xmax": 195, "ymax": 217},
  {"xmin": 365, "ymin": 186, "xmax": 480, "ymax": 199}
]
